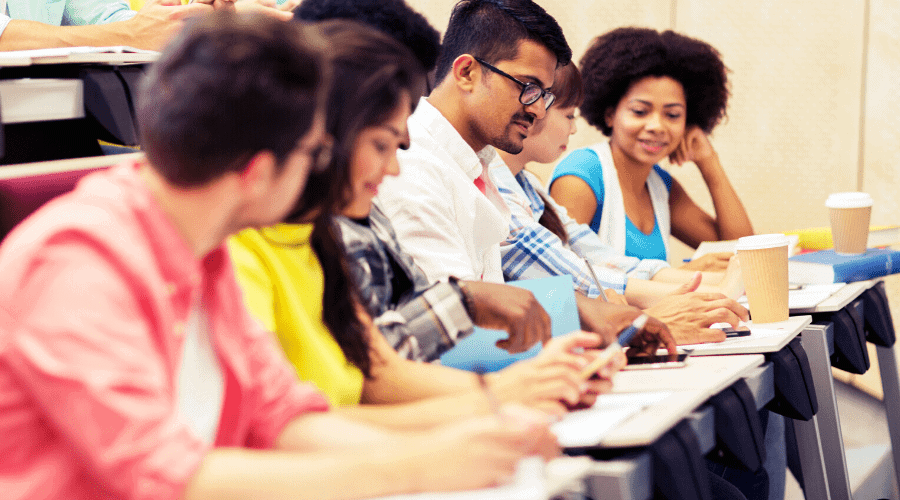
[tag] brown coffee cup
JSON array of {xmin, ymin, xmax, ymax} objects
[
  {"xmin": 736, "ymin": 234, "xmax": 790, "ymax": 324},
  {"xmin": 826, "ymin": 192, "xmax": 873, "ymax": 255}
]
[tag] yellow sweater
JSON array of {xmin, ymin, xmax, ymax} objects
[{"xmin": 228, "ymin": 224, "xmax": 364, "ymax": 407}]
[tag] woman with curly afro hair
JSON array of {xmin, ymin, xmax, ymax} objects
[{"xmin": 549, "ymin": 27, "xmax": 753, "ymax": 272}]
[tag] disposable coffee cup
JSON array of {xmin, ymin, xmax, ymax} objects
[
  {"xmin": 826, "ymin": 192, "xmax": 873, "ymax": 255},
  {"xmin": 736, "ymin": 234, "xmax": 790, "ymax": 324}
]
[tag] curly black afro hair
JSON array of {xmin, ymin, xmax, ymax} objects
[
  {"xmin": 295, "ymin": 0, "xmax": 441, "ymax": 72},
  {"xmin": 579, "ymin": 27, "xmax": 729, "ymax": 136}
]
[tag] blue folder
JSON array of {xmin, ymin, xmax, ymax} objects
[{"xmin": 439, "ymin": 275, "xmax": 580, "ymax": 372}]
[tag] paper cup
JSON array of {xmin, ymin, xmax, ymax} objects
[
  {"xmin": 826, "ymin": 192, "xmax": 873, "ymax": 255},
  {"xmin": 736, "ymin": 234, "xmax": 790, "ymax": 324}
]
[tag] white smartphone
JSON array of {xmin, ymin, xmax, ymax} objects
[{"xmin": 622, "ymin": 353, "xmax": 690, "ymax": 370}]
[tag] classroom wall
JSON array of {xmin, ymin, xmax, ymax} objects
[{"xmin": 405, "ymin": 0, "xmax": 900, "ymax": 262}]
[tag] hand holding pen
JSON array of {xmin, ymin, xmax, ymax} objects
[{"xmin": 580, "ymin": 313, "xmax": 678, "ymax": 379}]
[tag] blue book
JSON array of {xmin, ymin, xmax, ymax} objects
[
  {"xmin": 788, "ymin": 248, "xmax": 900, "ymax": 284},
  {"xmin": 439, "ymin": 275, "xmax": 580, "ymax": 372}
]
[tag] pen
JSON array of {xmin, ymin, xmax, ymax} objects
[
  {"xmin": 579, "ymin": 313, "xmax": 649, "ymax": 380},
  {"xmin": 475, "ymin": 370, "xmax": 502, "ymax": 417},
  {"xmin": 583, "ymin": 258, "xmax": 609, "ymax": 302}
]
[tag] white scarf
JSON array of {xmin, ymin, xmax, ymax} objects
[{"xmin": 588, "ymin": 141, "xmax": 671, "ymax": 258}]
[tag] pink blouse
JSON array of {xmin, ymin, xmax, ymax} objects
[{"xmin": 0, "ymin": 162, "xmax": 329, "ymax": 500}]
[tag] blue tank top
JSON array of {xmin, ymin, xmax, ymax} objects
[{"xmin": 550, "ymin": 148, "xmax": 672, "ymax": 261}]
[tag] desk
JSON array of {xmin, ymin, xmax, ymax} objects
[
  {"xmin": 680, "ymin": 315, "xmax": 811, "ymax": 356},
  {"xmin": 0, "ymin": 53, "xmax": 156, "ymax": 164},
  {"xmin": 557, "ymin": 355, "xmax": 765, "ymax": 500},
  {"xmin": 791, "ymin": 279, "xmax": 900, "ymax": 500}
]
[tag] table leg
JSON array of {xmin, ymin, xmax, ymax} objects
[
  {"xmin": 876, "ymin": 344, "xmax": 900, "ymax": 489},
  {"xmin": 801, "ymin": 324, "xmax": 850, "ymax": 499}
]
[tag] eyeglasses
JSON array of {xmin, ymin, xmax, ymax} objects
[
  {"xmin": 474, "ymin": 57, "xmax": 555, "ymax": 110},
  {"xmin": 300, "ymin": 134, "xmax": 334, "ymax": 173}
]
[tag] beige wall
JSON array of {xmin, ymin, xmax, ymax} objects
[{"xmin": 407, "ymin": 0, "xmax": 899, "ymax": 261}]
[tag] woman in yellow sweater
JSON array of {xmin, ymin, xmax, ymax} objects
[{"xmin": 228, "ymin": 20, "xmax": 653, "ymax": 427}]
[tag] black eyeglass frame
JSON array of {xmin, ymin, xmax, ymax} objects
[{"xmin": 473, "ymin": 57, "xmax": 555, "ymax": 110}]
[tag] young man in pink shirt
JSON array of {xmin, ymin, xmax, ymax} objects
[{"xmin": 0, "ymin": 12, "xmax": 553, "ymax": 500}]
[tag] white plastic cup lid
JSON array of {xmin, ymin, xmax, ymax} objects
[
  {"xmin": 735, "ymin": 234, "xmax": 791, "ymax": 251},
  {"xmin": 825, "ymin": 192, "xmax": 873, "ymax": 209}
]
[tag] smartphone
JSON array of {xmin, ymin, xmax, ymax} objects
[
  {"xmin": 721, "ymin": 326, "xmax": 752, "ymax": 338},
  {"xmin": 623, "ymin": 353, "xmax": 689, "ymax": 370}
]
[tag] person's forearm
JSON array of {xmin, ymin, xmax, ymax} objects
[
  {"xmin": 183, "ymin": 446, "xmax": 416, "ymax": 500},
  {"xmin": 696, "ymin": 155, "xmax": 753, "ymax": 240},
  {"xmin": 623, "ymin": 278, "xmax": 683, "ymax": 309},
  {"xmin": 0, "ymin": 20, "xmax": 133, "ymax": 51},
  {"xmin": 652, "ymin": 268, "xmax": 723, "ymax": 285},
  {"xmin": 340, "ymin": 390, "xmax": 491, "ymax": 431},
  {"xmin": 363, "ymin": 355, "xmax": 477, "ymax": 404}
]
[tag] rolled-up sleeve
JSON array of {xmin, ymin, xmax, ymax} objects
[
  {"xmin": 1, "ymin": 242, "xmax": 208, "ymax": 500},
  {"xmin": 63, "ymin": 0, "xmax": 136, "ymax": 26}
]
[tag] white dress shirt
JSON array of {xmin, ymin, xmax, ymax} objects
[{"xmin": 375, "ymin": 97, "xmax": 511, "ymax": 283}]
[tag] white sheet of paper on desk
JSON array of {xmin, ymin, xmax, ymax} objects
[
  {"xmin": 678, "ymin": 323, "xmax": 787, "ymax": 352},
  {"xmin": 552, "ymin": 391, "xmax": 672, "ymax": 448},
  {"xmin": 737, "ymin": 283, "xmax": 845, "ymax": 310},
  {"xmin": 366, "ymin": 457, "xmax": 546, "ymax": 500},
  {"xmin": 0, "ymin": 46, "xmax": 157, "ymax": 59}
]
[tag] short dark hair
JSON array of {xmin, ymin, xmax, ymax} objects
[
  {"xmin": 294, "ymin": 0, "xmax": 441, "ymax": 72},
  {"xmin": 286, "ymin": 20, "xmax": 428, "ymax": 379},
  {"xmin": 550, "ymin": 62, "xmax": 583, "ymax": 109},
  {"xmin": 138, "ymin": 11, "xmax": 328, "ymax": 187},
  {"xmin": 579, "ymin": 27, "xmax": 729, "ymax": 136},
  {"xmin": 434, "ymin": 0, "xmax": 572, "ymax": 83}
]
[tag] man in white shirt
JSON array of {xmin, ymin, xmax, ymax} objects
[{"xmin": 375, "ymin": 0, "xmax": 676, "ymax": 347}]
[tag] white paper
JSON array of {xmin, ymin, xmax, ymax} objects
[
  {"xmin": 737, "ymin": 283, "xmax": 845, "ymax": 310},
  {"xmin": 692, "ymin": 234, "xmax": 799, "ymax": 259},
  {"xmin": 551, "ymin": 391, "xmax": 672, "ymax": 448},
  {"xmin": 366, "ymin": 457, "xmax": 546, "ymax": 500}
]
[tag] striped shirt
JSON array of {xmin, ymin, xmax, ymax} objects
[
  {"xmin": 490, "ymin": 159, "xmax": 669, "ymax": 298},
  {"xmin": 0, "ymin": 0, "xmax": 135, "ymax": 38}
]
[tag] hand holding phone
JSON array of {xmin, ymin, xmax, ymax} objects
[
  {"xmin": 721, "ymin": 326, "xmax": 751, "ymax": 338},
  {"xmin": 622, "ymin": 353, "xmax": 690, "ymax": 370}
]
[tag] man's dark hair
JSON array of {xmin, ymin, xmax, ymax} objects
[
  {"xmin": 138, "ymin": 11, "xmax": 328, "ymax": 187},
  {"xmin": 579, "ymin": 27, "xmax": 729, "ymax": 136},
  {"xmin": 294, "ymin": 0, "xmax": 440, "ymax": 72},
  {"xmin": 434, "ymin": 0, "xmax": 571, "ymax": 84}
]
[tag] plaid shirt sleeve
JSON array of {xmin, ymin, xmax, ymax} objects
[
  {"xmin": 492, "ymin": 167, "xmax": 629, "ymax": 297},
  {"xmin": 335, "ymin": 215, "xmax": 474, "ymax": 362},
  {"xmin": 374, "ymin": 282, "xmax": 473, "ymax": 362}
]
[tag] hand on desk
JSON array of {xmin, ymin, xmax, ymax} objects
[
  {"xmin": 127, "ymin": 3, "xmax": 214, "ymax": 50},
  {"xmin": 680, "ymin": 251, "xmax": 733, "ymax": 272},
  {"xmin": 409, "ymin": 405, "xmax": 557, "ymax": 490},
  {"xmin": 489, "ymin": 332, "xmax": 620, "ymax": 415},
  {"xmin": 644, "ymin": 285, "xmax": 749, "ymax": 345},
  {"xmin": 463, "ymin": 281, "xmax": 552, "ymax": 354}
]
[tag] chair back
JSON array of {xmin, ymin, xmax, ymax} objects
[{"xmin": 0, "ymin": 153, "xmax": 142, "ymax": 241}]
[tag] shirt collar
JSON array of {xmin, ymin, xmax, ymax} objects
[
  {"xmin": 103, "ymin": 162, "xmax": 209, "ymax": 291},
  {"xmin": 412, "ymin": 97, "xmax": 497, "ymax": 181}
]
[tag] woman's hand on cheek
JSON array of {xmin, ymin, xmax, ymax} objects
[{"xmin": 668, "ymin": 126, "xmax": 717, "ymax": 168}]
